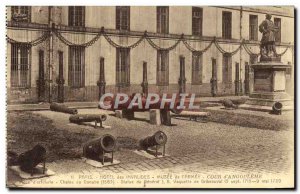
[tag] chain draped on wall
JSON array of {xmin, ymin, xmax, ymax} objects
[{"xmin": 6, "ymin": 26, "xmax": 292, "ymax": 57}]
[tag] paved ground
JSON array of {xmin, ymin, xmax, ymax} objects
[{"xmin": 6, "ymin": 107, "xmax": 294, "ymax": 188}]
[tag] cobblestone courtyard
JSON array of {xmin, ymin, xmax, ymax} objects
[{"xmin": 6, "ymin": 107, "xmax": 294, "ymax": 188}]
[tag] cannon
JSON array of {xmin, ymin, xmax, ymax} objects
[
  {"xmin": 17, "ymin": 144, "xmax": 46, "ymax": 176},
  {"xmin": 172, "ymin": 111, "xmax": 211, "ymax": 122},
  {"xmin": 50, "ymin": 102, "xmax": 78, "ymax": 114},
  {"xmin": 271, "ymin": 102, "xmax": 283, "ymax": 115},
  {"xmin": 69, "ymin": 114, "xmax": 107, "ymax": 128},
  {"xmin": 140, "ymin": 131, "xmax": 167, "ymax": 157},
  {"xmin": 83, "ymin": 134, "xmax": 116, "ymax": 165},
  {"xmin": 221, "ymin": 99, "xmax": 238, "ymax": 109}
]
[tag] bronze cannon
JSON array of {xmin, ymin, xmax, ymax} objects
[
  {"xmin": 271, "ymin": 102, "xmax": 283, "ymax": 115},
  {"xmin": 140, "ymin": 131, "xmax": 167, "ymax": 157},
  {"xmin": 50, "ymin": 102, "xmax": 78, "ymax": 114},
  {"xmin": 83, "ymin": 134, "xmax": 116, "ymax": 165},
  {"xmin": 69, "ymin": 114, "xmax": 107, "ymax": 128},
  {"xmin": 17, "ymin": 144, "xmax": 46, "ymax": 176}
]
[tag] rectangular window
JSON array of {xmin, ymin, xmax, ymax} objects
[
  {"xmin": 11, "ymin": 44, "xmax": 31, "ymax": 88},
  {"xmin": 116, "ymin": 6, "xmax": 130, "ymax": 31},
  {"xmin": 157, "ymin": 6, "xmax": 169, "ymax": 34},
  {"xmin": 116, "ymin": 48, "xmax": 130, "ymax": 87},
  {"xmin": 249, "ymin": 15, "xmax": 258, "ymax": 41},
  {"xmin": 222, "ymin": 54, "xmax": 232, "ymax": 83},
  {"xmin": 222, "ymin": 11, "xmax": 232, "ymax": 39},
  {"xmin": 192, "ymin": 7, "xmax": 203, "ymax": 36},
  {"xmin": 192, "ymin": 52, "xmax": 203, "ymax": 85},
  {"xmin": 157, "ymin": 50, "xmax": 169, "ymax": 85},
  {"xmin": 11, "ymin": 6, "xmax": 31, "ymax": 22},
  {"xmin": 68, "ymin": 6, "xmax": 85, "ymax": 27},
  {"xmin": 68, "ymin": 46, "xmax": 85, "ymax": 88},
  {"xmin": 274, "ymin": 17, "xmax": 281, "ymax": 42}
]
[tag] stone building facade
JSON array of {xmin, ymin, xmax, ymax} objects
[{"xmin": 6, "ymin": 6, "xmax": 294, "ymax": 103}]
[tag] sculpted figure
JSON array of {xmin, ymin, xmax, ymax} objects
[{"xmin": 259, "ymin": 14, "xmax": 279, "ymax": 59}]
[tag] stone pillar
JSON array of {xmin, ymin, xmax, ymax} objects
[
  {"xmin": 97, "ymin": 57, "xmax": 106, "ymax": 100},
  {"xmin": 178, "ymin": 56, "xmax": 186, "ymax": 94},
  {"xmin": 235, "ymin": 62, "xmax": 241, "ymax": 96},
  {"xmin": 160, "ymin": 110, "xmax": 171, "ymax": 126},
  {"xmin": 37, "ymin": 50, "xmax": 46, "ymax": 102},
  {"xmin": 141, "ymin": 61, "xmax": 148, "ymax": 95},
  {"xmin": 149, "ymin": 109, "xmax": 161, "ymax": 125},
  {"xmin": 122, "ymin": 109, "xmax": 134, "ymax": 120},
  {"xmin": 210, "ymin": 58, "xmax": 217, "ymax": 97},
  {"xmin": 56, "ymin": 51, "xmax": 64, "ymax": 103},
  {"xmin": 244, "ymin": 62, "xmax": 250, "ymax": 95},
  {"xmin": 115, "ymin": 110, "xmax": 123, "ymax": 119}
]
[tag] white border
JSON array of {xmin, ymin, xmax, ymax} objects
[{"xmin": 0, "ymin": 1, "xmax": 298, "ymax": 194}]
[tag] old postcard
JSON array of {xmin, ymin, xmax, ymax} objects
[{"xmin": 6, "ymin": 5, "xmax": 295, "ymax": 189}]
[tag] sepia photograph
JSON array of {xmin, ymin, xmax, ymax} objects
[{"xmin": 5, "ymin": 4, "xmax": 295, "ymax": 189}]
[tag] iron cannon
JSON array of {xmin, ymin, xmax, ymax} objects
[
  {"xmin": 140, "ymin": 131, "xmax": 167, "ymax": 157},
  {"xmin": 271, "ymin": 102, "xmax": 283, "ymax": 115},
  {"xmin": 83, "ymin": 134, "xmax": 116, "ymax": 164},
  {"xmin": 17, "ymin": 144, "xmax": 46, "ymax": 176},
  {"xmin": 69, "ymin": 114, "xmax": 107, "ymax": 128},
  {"xmin": 50, "ymin": 102, "xmax": 78, "ymax": 114}
]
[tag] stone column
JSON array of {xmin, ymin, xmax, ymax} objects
[
  {"xmin": 97, "ymin": 57, "xmax": 106, "ymax": 100},
  {"xmin": 210, "ymin": 58, "xmax": 217, "ymax": 97},
  {"xmin": 56, "ymin": 51, "xmax": 64, "ymax": 103},
  {"xmin": 244, "ymin": 62, "xmax": 250, "ymax": 95},
  {"xmin": 141, "ymin": 61, "xmax": 148, "ymax": 95},
  {"xmin": 178, "ymin": 56, "xmax": 186, "ymax": 94},
  {"xmin": 235, "ymin": 62, "xmax": 241, "ymax": 96},
  {"xmin": 37, "ymin": 50, "xmax": 46, "ymax": 102}
]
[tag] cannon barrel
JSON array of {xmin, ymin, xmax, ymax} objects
[
  {"xmin": 272, "ymin": 102, "xmax": 283, "ymax": 115},
  {"xmin": 171, "ymin": 111, "xmax": 210, "ymax": 117},
  {"xmin": 17, "ymin": 144, "xmax": 46, "ymax": 173},
  {"xmin": 50, "ymin": 102, "xmax": 78, "ymax": 114},
  {"xmin": 83, "ymin": 134, "xmax": 116, "ymax": 159},
  {"xmin": 69, "ymin": 114, "xmax": 107, "ymax": 123},
  {"xmin": 141, "ymin": 131, "xmax": 167, "ymax": 149}
]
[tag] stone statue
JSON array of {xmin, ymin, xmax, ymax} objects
[{"xmin": 259, "ymin": 14, "xmax": 279, "ymax": 61}]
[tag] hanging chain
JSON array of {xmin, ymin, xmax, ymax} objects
[
  {"xmin": 103, "ymin": 33, "xmax": 144, "ymax": 49},
  {"xmin": 6, "ymin": 25, "xmax": 292, "ymax": 58},
  {"xmin": 182, "ymin": 38, "xmax": 213, "ymax": 53},
  {"xmin": 214, "ymin": 38, "xmax": 242, "ymax": 56},
  {"xmin": 274, "ymin": 44, "xmax": 291, "ymax": 56},
  {"xmin": 242, "ymin": 43, "xmax": 260, "ymax": 55},
  {"xmin": 6, "ymin": 31, "xmax": 50, "ymax": 47},
  {"xmin": 145, "ymin": 36, "xmax": 182, "ymax": 51},
  {"xmin": 53, "ymin": 29, "xmax": 102, "ymax": 47}
]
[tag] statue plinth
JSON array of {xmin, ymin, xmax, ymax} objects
[
  {"xmin": 260, "ymin": 55, "xmax": 281, "ymax": 63},
  {"xmin": 241, "ymin": 14, "xmax": 294, "ymax": 112},
  {"xmin": 240, "ymin": 61, "xmax": 293, "ymax": 112}
]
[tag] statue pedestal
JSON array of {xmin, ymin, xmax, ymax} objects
[{"xmin": 240, "ymin": 62, "xmax": 293, "ymax": 112}]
